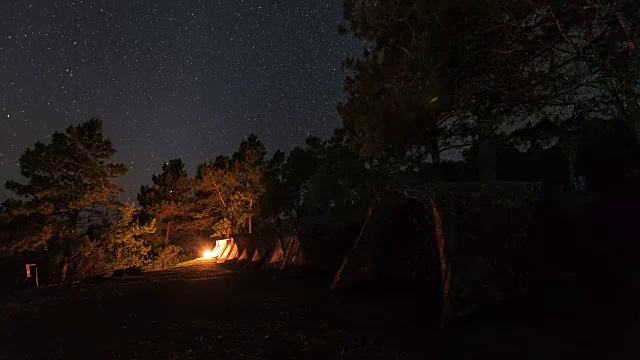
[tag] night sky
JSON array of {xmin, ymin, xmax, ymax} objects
[{"xmin": 1, "ymin": 1, "xmax": 362, "ymax": 202}]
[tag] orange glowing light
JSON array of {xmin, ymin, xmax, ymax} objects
[{"xmin": 202, "ymin": 239, "xmax": 229, "ymax": 260}]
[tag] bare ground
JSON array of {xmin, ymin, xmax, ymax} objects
[{"xmin": 1, "ymin": 260, "xmax": 637, "ymax": 359}]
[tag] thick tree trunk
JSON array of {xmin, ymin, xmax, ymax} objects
[
  {"xmin": 428, "ymin": 124, "xmax": 441, "ymax": 177},
  {"xmin": 626, "ymin": 87, "xmax": 640, "ymax": 147},
  {"xmin": 624, "ymin": 48, "xmax": 640, "ymax": 147},
  {"xmin": 564, "ymin": 140, "xmax": 578, "ymax": 193},
  {"xmin": 477, "ymin": 139, "xmax": 497, "ymax": 183},
  {"xmin": 330, "ymin": 206, "xmax": 373, "ymax": 291},
  {"xmin": 430, "ymin": 199, "xmax": 451, "ymax": 327},
  {"xmin": 567, "ymin": 153, "xmax": 577, "ymax": 193},
  {"xmin": 476, "ymin": 108, "xmax": 498, "ymax": 183}
]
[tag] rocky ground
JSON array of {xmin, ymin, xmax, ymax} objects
[{"xmin": 1, "ymin": 259, "xmax": 637, "ymax": 359}]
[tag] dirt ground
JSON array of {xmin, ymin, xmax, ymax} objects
[{"xmin": 1, "ymin": 260, "xmax": 637, "ymax": 359}]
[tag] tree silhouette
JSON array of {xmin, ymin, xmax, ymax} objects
[
  {"xmin": 4, "ymin": 119, "xmax": 127, "ymax": 279},
  {"xmin": 138, "ymin": 159, "xmax": 191, "ymax": 243}
]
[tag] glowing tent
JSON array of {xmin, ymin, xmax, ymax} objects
[
  {"xmin": 203, "ymin": 239, "xmax": 231, "ymax": 260},
  {"xmin": 226, "ymin": 242, "xmax": 239, "ymax": 261},
  {"xmin": 217, "ymin": 239, "xmax": 235, "ymax": 263}
]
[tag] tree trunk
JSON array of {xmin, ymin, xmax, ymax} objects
[
  {"xmin": 166, "ymin": 219, "xmax": 171, "ymax": 243},
  {"xmin": 568, "ymin": 160, "xmax": 576, "ymax": 193},
  {"xmin": 565, "ymin": 142, "xmax": 578, "ymax": 193},
  {"xmin": 476, "ymin": 107, "xmax": 498, "ymax": 183},
  {"xmin": 248, "ymin": 198, "xmax": 253, "ymax": 234},
  {"xmin": 330, "ymin": 206, "xmax": 373, "ymax": 291},
  {"xmin": 213, "ymin": 179, "xmax": 227, "ymax": 208},
  {"xmin": 428, "ymin": 124, "xmax": 441, "ymax": 177},
  {"xmin": 430, "ymin": 199, "xmax": 451, "ymax": 327},
  {"xmin": 625, "ymin": 82, "xmax": 640, "ymax": 147},
  {"xmin": 623, "ymin": 47, "xmax": 640, "ymax": 146},
  {"xmin": 477, "ymin": 139, "xmax": 497, "ymax": 183},
  {"xmin": 61, "ymin": 260, "xmax": 68, "ymax": 282}
]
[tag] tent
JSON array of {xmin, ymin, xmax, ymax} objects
[
  {"xmin": 217, "ymin": 239, "xmax": 235, "ymax": 263},
  {"xmin": 233, "ymin": 233, "xmax": 262, "ymax": 263},
  {"xmin": 331, "ymin": 197, "xmax": 438, "ymax": 290},
  {"xmin": 250, "ymin": 247, "xmax": 263, "ymax": 262},
  {"xmin": 247, "ymin": 233, "xmax": 278, "ymax": 263},
  {"xmin": 213, "ymin": 239, "xmax": 231, "ymax": 258},
  {"xmin": 331, "ymin": 182, "xmax": 541, "ymax": 323},
  {"xmin": 226, "ymin": 243, "xmax": 239, "ymax": 261},
  {"xmin": 232, "ymin": 235, "xmax": 250, "ymax": 258},
  {"xmin": 230, "ymin": 232, "xmax": 305, "ymax": 268},
  {"xmin": 280, "ymin": 236, "xmax": 308, "ymax": 270},
  {"xmin": 217, "ymin": 234, "xmax": 251, "ymax": 263},
  {"xmin": 261, "ymin": 239, "xmax": 285, "ymax": 269}
]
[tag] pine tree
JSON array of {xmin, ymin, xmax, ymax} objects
[
  {"xmin": 138, "ymin": 159, "xmax": 191, "ymax": 243},
  {"xmin": 193, "ymin": 134, "xmax": 267, "ymax": 237},
  {"xmin": 4, "ymin": 119, "xmax": 127, "ymax": 279},
  {"xmin": 339, "ymin": 0, "xmax": 640, "ymax": 182}
]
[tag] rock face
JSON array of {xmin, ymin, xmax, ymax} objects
[{"xmin": 331, "ymin": 182, "xmax": 541, "ymax": 323}]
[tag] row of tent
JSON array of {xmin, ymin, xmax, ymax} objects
[
  {"xmin": 209, "ymin": 234, "xmax": 307, "ymax": 270},
  {"xmin": 205, "ymin": 182, "xmax": 540, "ymax": 324}
]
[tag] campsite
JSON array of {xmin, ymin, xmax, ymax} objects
[
  {"xmin": 1, "ymin": 249, "xmax": 632, "ymax": 359},
  {"xmin": 2, "ymin": 0, "xmax": 640, "ymax": 358},
  {"xmin": 3, "ymin": 205, "xmax": 638, "ymax": 358}
]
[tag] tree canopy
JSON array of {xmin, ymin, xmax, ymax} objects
[
  {"xmin": 338, "ymin": 0, "xmax": 640, "ymax": 180},
  {"xmin": 3, "ymin": 119, "xmax": 127, "ymax": 251}
]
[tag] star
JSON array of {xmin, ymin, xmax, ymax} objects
[{"xmin": 0, "ymin": 1, "xmax": 363, "ymax": 201}]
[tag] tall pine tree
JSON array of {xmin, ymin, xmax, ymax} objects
[
  {"xmin": 138, "ymin": 159, "xmax": 191, "ymax": 243},
  {"xmin": 4, "ymin": 119, "xmax": 127, "ymax": 278}
]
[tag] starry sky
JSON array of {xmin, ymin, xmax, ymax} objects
[{"xmin": 1, "ymin": 1, "xmax": 363, "ymax": 202}]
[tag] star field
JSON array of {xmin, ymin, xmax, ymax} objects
[{"xmin": 0, "ymin": 1, "xmax": 362, "ymax": 201}]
